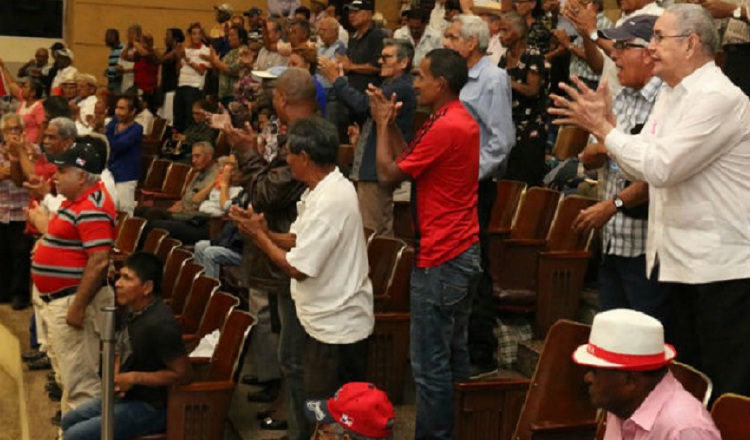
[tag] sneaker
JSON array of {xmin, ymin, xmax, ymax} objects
[
  {"xmin": 48, "ymin": 388, "xmax": 62, "ymax": 401},
  {"xmin": 469, "ymin": 363, "xmax": 499, "ymax": 379},
  {"xmin": 45, "ymin": 382, "xmax": 62, "ymax": 394}
]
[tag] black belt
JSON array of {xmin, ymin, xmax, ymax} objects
[{"xmin": 40, "ymin": 283, "xmax": 108, "ymax": 303}]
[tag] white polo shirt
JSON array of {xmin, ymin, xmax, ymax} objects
[
  {"xmin": 178, "ymin": 45, "xmax": 211, "ymax": 89},
  {"xmin": 286, "ymin": 167, "xmax": 374, "ymax": 344}
]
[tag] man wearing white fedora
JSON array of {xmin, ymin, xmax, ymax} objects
[{"xmin": 573, "ymin": 309, "xmax": 720, "ymax": 439}]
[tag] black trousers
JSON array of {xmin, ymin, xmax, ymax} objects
[
  {"xmin": 135, "ymin": 207, "xmax": 209, "ymax": 246},
  {"xmin": 0, "ymin": 221, "xmax": 33, "ymax": 302},
  {"xmin": 723, "ymin": 44, "xmax": 750, "ymax": 99},
  {"xmin": 665, "ymin": 278, "xmax": 750, "ymax": 401},
  {"xmin": 173, "ymin": 86, "xmax": 203, "ymax": 133},
  {"xmin": 468, "ymin": 179, "xmax": 498, "ymax": 366}
]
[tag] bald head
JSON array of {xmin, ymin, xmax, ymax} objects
[{"xmin": 273, "ymin": 68, "xmax": 318, "ymax": 123}]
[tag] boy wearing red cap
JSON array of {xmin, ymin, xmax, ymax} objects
[{"xmin": 305, "ymin": 382, "xmax": 395, "ymax": 440}]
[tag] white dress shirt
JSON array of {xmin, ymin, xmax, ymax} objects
[
  {"xmin": 605, "ymin": 62, "xmax": 750, "ymax": 284},
  {"xmin": 286, "ymin": 168, "xmax": 374, "ymax": 344},
  {"xmin": 393, "ymin": 27, "xmax": 443, "ymax": 66}
]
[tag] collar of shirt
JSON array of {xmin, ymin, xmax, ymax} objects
[
  {"xmin": 61, "ymin": 181, "xmax": 104, "ymax": 209},
  {"xmin": 468, "ymin": 56, "xmax": 494, "ymax": 80},
  {"xmin": 675, "ymin": 61, "xmax": 716, "ymax": 94},
  {"xmin": 625, "ymin": 371, "xmax": 679, "ymax": 432},
  {"xmin": 299, "ymin": 167, "xmax": 342, "ymax": 206}
]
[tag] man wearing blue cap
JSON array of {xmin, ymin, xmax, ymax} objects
[{"xmin": 572, "ymin": 15, "xmax": 669, "ymax": 326}]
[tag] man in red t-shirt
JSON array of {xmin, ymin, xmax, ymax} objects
[
  {"xmin": 367, "ymin": 47, "xmax": 480, "ymax": 440},
  {"xmin": 31, "ymin": 141, "xmax": 115, "ymax": 415}
]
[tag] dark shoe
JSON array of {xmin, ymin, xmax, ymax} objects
[
  {"xmin": 27, "ymin": 357, "xmax": 52, "ymax": 371},
  {"xmin": 469, "ymin": 362, "xmax": 498, "ymax": 379},
  {"xmin": 48, "ymin": 389, "xmax": 62, "ymax": 401},
  {"xmin": 260, "ymin": 417, "xmax": 288, "ymax": 431},
  {"xmin": 45, "ymin": 382, "xmax": 62, "ymax": 394},
  {"xmin": 11, "ymin": 296, "xmax": 30, "ymax": 310},
  {"xmin": 22, "ymin": 350, "xmax": 46, "ymax": 362},
  {"xmin": 51, "ymin": 410, "xmax": 61, "ymax": 426},
  {"xmin": 47, "ymin": 372, "xmax": 57, "ymax": 382}
]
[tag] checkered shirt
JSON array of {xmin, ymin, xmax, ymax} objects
[
  {"xmin": 569, "ymin": 13, "xmax": 613, "ymax": 82},
  {"xmin": 0, "ymin": 146, "xmax": 30, "ymax": 224},
  {"xmin": 602, "ymin": 76, "xmax": 664, "ymax": 257}
]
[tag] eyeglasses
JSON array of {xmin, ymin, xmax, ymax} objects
[
  {"xmin": 651, "ymin": 33, "xmax": 691, "ymax": 44},
  {"xmin": 378, "ymin": 53, "xmax": 396, "ymax": 60},
  {"xmin": 613, "ymin": 41, "xmax": 648, "ymax": 51}
]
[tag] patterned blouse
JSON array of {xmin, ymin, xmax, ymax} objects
[
  {"xmin": 218, "ymin": 46, "xmax": 246, "ymax": 100},
  {"xmin": 499, "ymin": 47, "xmax": 550, "ymax": 142},
  {"xmin": 527, "ymin": 19, "xmax": 551, "ymax": 55}
]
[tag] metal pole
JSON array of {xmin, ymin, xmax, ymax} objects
[{"xmin": 101, "ymin": 306, "xmax": 117, "ymax": 440}]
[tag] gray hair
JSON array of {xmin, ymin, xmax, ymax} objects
[
  {"xmin": 84, "ymin": 172, "xmax": 101, "ymax": 185},
  {"xmin": 192, "ymin": 141, "xmax": 215, "ymax": 156},
  {"xmin": 454, "ymin": 15, "xmax": 490, "ymax": 53},
  {"xmin": 384, "ymin": 38, "xmax": 415, "ymax": 72},
  {"xmin": 502, "ymin": 12, "xmax": 527, "ymax": 39},
  {"xmin": 1, "ymin": 113, "xmax": 24, "ymax": 131},
  {"xmin": 288, "ymin": 116, "xmax": 339, "ymax": 167},
  {"xmin": 48, "ymin": 117, "xmax": 78, "ymax": 140},
  {"xmin": 666, "ymin": 4, "xmax": 719, "ymax": 55}
]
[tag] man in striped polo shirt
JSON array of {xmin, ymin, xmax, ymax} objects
[{"xmin": 33, "ymin": 141, "xmax": 115, "ymax": 415}]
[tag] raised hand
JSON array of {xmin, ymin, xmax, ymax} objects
[{"xmin": 366, "ymin": 84, "xmax": 402, "ymax": 127}]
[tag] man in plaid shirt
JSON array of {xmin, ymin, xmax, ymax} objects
[{"xmin": 572, "ymin": 15, "xmax": 669, "ymax": 323}]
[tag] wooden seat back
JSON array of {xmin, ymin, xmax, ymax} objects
[
  {"xmin": 489, "ymin": 180, "xmax": 527, "ymax": 233},
  {"xmin": 669, "ymin": 361, "xmax": 713, "ymax": 407},
  {"xmin": 368, "ymin": 236, "xmax": 406, "ymax": 297},
  {"xmin": 510, "ymin": 188, "xmax": 562, "ymax": 240},
  {"xmin": 194, "ymin": 291, "xmax": 240, "ymax": 340},
  {"xmin": 454, "ymin": 378, "xmax": 531, "ymax": 440},
  {"xmin": 161, "ymin": 163, "xmax": 192, "ymax": 198},
  {"xmin": 180, "ymin": 276, "xmax": 221, "ymax": 334},
  {"xmin": 139, "ymin": 154, "xmax": 155, "ymax": 188},
  {"xmin": 377, "ymin": 246, "xmax": 413, "ymax": 313},
  {"xmin": 154, "ymin": 238, "xmax": 181, "ymax": 265},
  {"xmin": 215, "ymin": 130, "xmax": 231, "ymax": 157},
  {"xmin": 366, "ymin": 312, "xmax": 410, "ymax": 404},
  {"xmin": 363, "ymin": 226, "xmax": 375, "ymax": 244},
  {"xmin": 141, "ymin": 159, "xmax": 171, "ymax": 192},
  {"xmin": 552, "ymin": 126, "xmax": 590, "ymax": 161},
  {"xmin": 513, "ymin": 320, "xmax": 598, "ymax": 440},
  {"xmin": 547, "ymin": 196, "xmax": 598, "ymax": 252},
  {"xmin": 170, "ymin": 262, "xmax": 205, "ymax": 315},
  {"xmin": 115, "ymin": 217, "xmax": 147, "ymax": 255},
  {"xmin": 208, "ymin": 310, "xmax": 255, "ymax": 382},
  {"xmin": 711, "ymin": 393, "xmax": 750, "ymax": 440},
  {"xmin": 114, "ymin": 211, "xmax": 129, "ymax": 241},
  {"xmin": 141, "ymin": 228, "xmax": 168, "ymax": 254},
  {"xmin": 161, "ymin": 248, "xmax": 192, "ymax": 300}
]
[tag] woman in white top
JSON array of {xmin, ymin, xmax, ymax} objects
[{"xmin": 173, "ymin": 23, "xmax": 211, "ymax": 133}]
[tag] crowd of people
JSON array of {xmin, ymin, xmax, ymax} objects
[{"xmin": 0, "ymin": 0, "xmax": 749, "ymax": 439}]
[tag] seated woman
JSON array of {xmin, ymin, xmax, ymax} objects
[
  {"xmin": 161, "ymin": 98, "xmax": 218, "ymax": 163},
  {"xmin": 499, "ymin": 12, "xmax": 550, "ymax": 187}
]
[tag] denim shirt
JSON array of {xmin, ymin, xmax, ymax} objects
[
  {"xmin": 331, "ymin": 73, "xmax": 416, "ymax": 182},
  {"xmin": 460, "ymin": 56, "xmax": 515, "ymax": 180}
]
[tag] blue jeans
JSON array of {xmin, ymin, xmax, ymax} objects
[
  {"xmin": 598, "ymin": 254, "xmax": 669, "ymax": 325},
  {"xmin": 411, "ymin": 243, "xmax": 481, "ymax": 440},
  {"xmin": 194, "ymin": 240, "xmax": 242, "ymax": 278},
  {"xmin": 61, "ymin": 397, "xmax": 167, "ymax": 440}
]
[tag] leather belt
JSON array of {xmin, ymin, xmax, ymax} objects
[{"xmin": 40, "ymin": 282, "xmax": 108, "ymax": 303}]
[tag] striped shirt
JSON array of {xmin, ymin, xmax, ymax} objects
[
  {"xmin": 107, "ymin": 43, "xmax": 124, "ymax": 90},
  {"xmin": 569, "ymin": 13, "xmax": 613, "ymax": 82},
  {"xmin": 602, "ymin": 76, "xmax": 664, "ymax": 257},
  {"xmin": 31, "ymin": 181, "xmax": 115, "ymax": 295},
  {"xmin": 0, "ymin": 150, "xmax": 30, "ymax": 223}
]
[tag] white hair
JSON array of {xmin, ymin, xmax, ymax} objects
[
  {"xmin": 454, "ymin": 15, "xmax": 490, "ymax": 53},
  {"xmin": 666, "ymin": 4, "xmax": 720, "ymax": 56},
  {"xmin": 1, "ymin": 113, "xmax": 24, "ymax": 131}
]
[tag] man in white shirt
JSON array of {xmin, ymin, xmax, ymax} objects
[
  {"xmin": 232, "ymin": 115, "xmax": 373, "ymax": 439},
  {"xmin": 254, "ymin": 19, "xmax": 290, "ymax": 71},
  {"xmin": 429, "ymin": 0, "xmax": 451, "ymax": 34},
  {"xmin": 551, "ymin": 3, "xmax": 750, "ymax": 400},
  {"xmin": 50, "ymin": 49, "xmax": 78, "ymax": 92},
  {"xmin": 74, "ymin": 73, "xmax": 98, "ymax": 135},
  {"xmin": 394, "ymin": 9, "xmax": 443, "ymax": 67},
  {"xmin": 473, "ymin": 2, "xmax": 508, "ymax": 64}
]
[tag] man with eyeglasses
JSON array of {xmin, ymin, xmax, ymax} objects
[
  {"xmin": 571, "ymin": 15, "xmax": 669, "ymax": 328},
  {"xmin": 552, "ymin": 4, "xmax": 750, "ymax": 400}
]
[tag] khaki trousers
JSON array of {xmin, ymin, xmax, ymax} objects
[{"xmin": 357, "ymin": 181, "xmax": 394, "ymax": 237}]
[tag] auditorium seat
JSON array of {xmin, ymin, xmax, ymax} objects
[
  {"xmin": 183, "ymin": 291, "xmax": 240, "ymax": 351},
  {"xmin": 140, "ymin": 228, "xmax": 168, "ymax": 254},
  {"xmin": 138, "ymin": 162, "xmax": 193, "ymax": 208},
  {"xmin": 178, "ymin": 275, "xmax": 221, "ymax": 335},
  {"xmin": 161, "ymin": 248, "xmax": 192, "ymax": 302},
  {"xmin": 552, "ymin": 126, "xmax": 590, "ymax": 161},
  {"xmin": 488, "ymin": 180, "xmax": 527, "ymax": 238},
  {"xmin": 368, "ymin": 236, "xmax": 406, "ymax": 297},
  {"xmin": 113, "ymin": 217, "xmax": 148, "ymax": 259},
  {"xmin": 140, "ymin": 158, "xmax": 170, "ymax": 193},
  {"xmin": 169, "ymin": 262, "xmax": 205, "ymax": 315},
  {"xmin": 711, "ymin": 393, "xmax": 750, "ymax": 440},
  {"xmin": 154, "ymin": 238, "xmax": 181, "ymax": 265}
]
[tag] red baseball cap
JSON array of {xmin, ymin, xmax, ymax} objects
[{"xmin": 305, "ymin": 382, "xmax": 395, "ymax": 438}]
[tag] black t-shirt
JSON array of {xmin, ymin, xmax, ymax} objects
[
  {"xmin": 160, "ymin": 50, "xmax": 179, "ymax": 93},
  {"xmin": 346, "ymin": 23, "xmax": 386, "ymax": 93},
  {"xmin": 119, "ymin": 299, "xmax": 186, "ymax": 408}
]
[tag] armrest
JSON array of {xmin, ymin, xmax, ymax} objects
[{"xmin": 539, "ymin": 251, "xmax": 592, "ymax": 260}]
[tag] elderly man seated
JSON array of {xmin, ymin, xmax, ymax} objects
[{"xmin": 572, "ymin": 309, "xmax": 721, "ymax": 439}]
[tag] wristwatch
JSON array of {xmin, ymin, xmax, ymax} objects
[
  {"xmin": 589, "ymin": 30, "xmax": 599, "ymax": 41},
  {"xmin": 733, "ymin": 6, "xmax": 742, "ymax": 19},
  {"xmin": 613, "ymin": 196, "xmax": 624, "ymax": 211}
]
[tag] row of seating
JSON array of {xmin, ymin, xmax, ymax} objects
[{"xmin": 453, "ymin": 320, "xmax": 750, "ymax": 440}]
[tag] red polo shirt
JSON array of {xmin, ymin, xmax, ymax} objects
[
  {"xmin": 31, "ymin": 181, "xmax": 115, "ymax": 295},
  {"xmin": 396, "ymin": 100, "xmax": 480, "ymax": 268}
]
